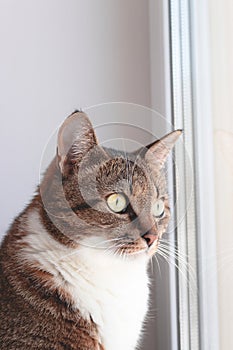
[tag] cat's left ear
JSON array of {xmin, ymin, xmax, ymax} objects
[
  {"xmin": 57, "ymin": 111, "xmax": 105, "ymax": 174},
  {"xmin": 145, "ymin": 130, "xmax": 182, "ymax": 170}
]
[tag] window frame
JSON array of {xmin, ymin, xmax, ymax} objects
[{"xmin": 169, "ymin": 0, "xmax": 219, "ymax": 349}]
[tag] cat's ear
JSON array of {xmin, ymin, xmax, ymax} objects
[
  {"xmin": 145, "ymin": 130, "xmax": 182, "ymax": 170},
  {"xmin": 57, "ymin": 111, "xmax": 101, "ymax": 174}
]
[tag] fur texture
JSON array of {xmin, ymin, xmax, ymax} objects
[{"xmin": 0, "ymin": 112, "xmax": 181, "ymax": 349}]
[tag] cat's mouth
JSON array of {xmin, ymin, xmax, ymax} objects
[
  {"xmin": 113, "ymin": 237, "xmax": 159, "ymax": 258},
  {"xmin": 80, "ymin": 235, "xmax": 159, "ymax": 258}
]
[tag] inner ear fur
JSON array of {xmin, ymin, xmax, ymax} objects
[
  {"xmin": 57, "ymin": 111, "xmax": 103, "ymax": 175},
  {"xmin": 145, "ymin": 130, "xmax": 182, "ymax": 170}
]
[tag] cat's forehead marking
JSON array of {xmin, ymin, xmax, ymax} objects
[
  {"xmin": 98, "ymin": 156, "xmax": 149, "ymax": 197},
  {"xmin": 155, "ymin": 185, "xmax": 159, "ymax": 198}
]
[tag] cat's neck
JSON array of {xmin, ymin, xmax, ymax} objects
[{"xmin": 18, "ymin": 207, "xmax": 149, "ymax": 350}]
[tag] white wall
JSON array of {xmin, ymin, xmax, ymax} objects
[
  {"xmin": 208, "ymin": 1, "xmax": 233, "ymax": 349},
  {"xmin": 0, "ymin": 0, "xmax": 152, "ymax": 236}
]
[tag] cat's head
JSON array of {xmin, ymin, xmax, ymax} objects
[{"xmin": 48, "ymin": 111, "xmax": 181, "ymax": 259}]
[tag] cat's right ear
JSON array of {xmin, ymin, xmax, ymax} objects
[{"xmin": 57, "ymin": 111, "xmax": 100, "ymax": 175}]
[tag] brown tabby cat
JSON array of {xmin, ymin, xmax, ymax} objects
[{"xmin": 0, "ymin": 111, "xmax": 181, "ymax": 350}]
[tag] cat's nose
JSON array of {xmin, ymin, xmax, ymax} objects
[{"xmin": 141, "ymin": 230, "xmax": 158, "ymax": 247}]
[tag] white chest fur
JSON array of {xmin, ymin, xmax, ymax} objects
[
  {"xmin": 74, "ymin": 244, "xmax": 149, "ymax": 350},
  {"xmin": 23, "ymin": 210, "xmax": 150, "ymax": 350}
]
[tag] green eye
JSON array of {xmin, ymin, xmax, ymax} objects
[
  {"xmin": 152, "ymin": 199, "xmax": 165, "ymax": 218},
  {"xmin": 106, "ymin": 193, "xmax": 128, "ymax": 213}
]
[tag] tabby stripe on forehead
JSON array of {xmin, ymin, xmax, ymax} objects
[{"xmin": 70, "ymin": 199, "xmax": 101, "ymax": 212}]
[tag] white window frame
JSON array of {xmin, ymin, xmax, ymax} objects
[{"xmin": 169, "ymin": 0, "xmax": 219, "ymax": 349}]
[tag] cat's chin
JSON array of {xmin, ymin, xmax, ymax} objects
[{"xmin": 147, "ymin": 243, "xmax": 159, "ymax": 258}]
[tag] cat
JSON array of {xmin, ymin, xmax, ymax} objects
[{"xmin": 0, "ymin": 111, "xmax": 181, "ymax": 350}]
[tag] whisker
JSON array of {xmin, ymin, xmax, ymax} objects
[
  {"xmin": 159, "ymin": 239, "xmax": 190, "ymax": 258},
  {"xmin": 159, "ymin": 241, "xmax": 190, "ymax": 260},
  {"xmin": 158, "ymin": 243, "xmax": 195, "ymax": 272},
  {"xmin": 93, "ymin": 237, "xmax": 123, "ymax": 247},
  {"xmin": 158, "ymin": 245, "xmax": 197, "ymax": 287},
  {"xmin": 150, "ymin": 257, "xmax": 154, "ymax": 275},
  {"xmin": 154, "ymin": 254, "xmax": 161, "ymax": 278},
  {"xmin": 156, "ymin": 248, "xmax": 197, "ymax": 294},
  {"xmin": 58, "ymin": 238, "xmax": 126, "ymax": 260},
  {"xmin": 103, "ymin": 242, "xmax": 127, "ymax": 256}
]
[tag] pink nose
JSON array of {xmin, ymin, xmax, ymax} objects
[{"xmin": 142, "ymin": 232, "xmax": 158, "ymax": 247}]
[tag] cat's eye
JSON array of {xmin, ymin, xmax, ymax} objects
[
  {"xmin": 106, "ymin": 193, "xmax": 128, "ymax": 213},
  {"xmin": 152, "ymin": 199, "xmax": 165, "ymax": 218}
]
